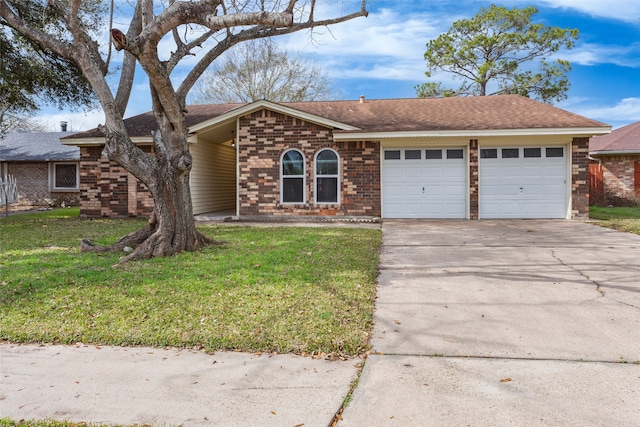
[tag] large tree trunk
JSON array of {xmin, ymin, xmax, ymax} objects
[{"xmin": 81, "ymin": 106, "xmax": 216, "ymax": 264}]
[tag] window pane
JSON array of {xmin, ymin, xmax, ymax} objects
[
  {"xmin": 426, "ymin": 149, "xmax": 442, "ymax": 159},
  {"xmin": 524, "ymin": 148, "xmax": 542, "ymax": 158},
  {"xmin": 316, "ymin": 150, "xmax": 338, "ymax": 175},
  {"xmin": 55, "ymin": 164, "xmax": 77, "ymax": 188},
  {"xmin": 480, "ymin": 149, "xmax": 497, "ymax": 159},
  {"xmin": 405, "ymin": 150, "xmax": 421, "ymax": 160},
  {"xmin": 317, "ymin": 177, "xmax": 338, "ymax": 203},
  {"xmin": 447, "ymin": 149, "xmax": 464, "ymax": 159},
  {"xmin": 283, "ymin": 178, "xmax": 304, "ymax": 203},
  {"xmin": 282, "ymin": 151, "xmax": 304, "ymax": 175},
  {"xmin": 384, "ymin": 150, "xmax": 401, "ymax": 160},
  {"xmin": 502, "ymin": 148, "xmax": 519, "ymax": 158},
  {"xmin": 546, "ymin": 147, "xmax": 564, "ymax": 158}
]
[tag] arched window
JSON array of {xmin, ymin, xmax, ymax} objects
[
  {"xmin": 281, "ymin": 149, "xmax": 305, "ymax": 203},
  {"xmin": 315, "ymin": 149, "xmax": 339, "ymax": 204}
]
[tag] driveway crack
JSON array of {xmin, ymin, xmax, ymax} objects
[{"xmin": 550, "ymin": 249, "xmax": 605, "ymax": 297}]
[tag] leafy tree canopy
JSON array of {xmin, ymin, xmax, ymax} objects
[
  {"xmin": 0, "ymin": 9, "xmax": 96, "ymax": 138},
  {"xmin": 415, "ymin": 4, "xmax": 579, "ymax": 104}
]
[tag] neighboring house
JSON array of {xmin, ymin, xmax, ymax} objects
[
  {"xmin": 589, "ymin": 121, "xmax": 640, "ymax": 205},
  {"xmin": 0, "ymin": 128, "xmax": 80, "ymax": 209},
  {"xmin": 62, "ymin": 95, "xmax": 609, "ymax": 220}
]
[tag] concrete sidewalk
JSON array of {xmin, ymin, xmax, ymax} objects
[
  {"xmin": 1, "ymin": 343, "xmax": 359, "ymax": 426},
  {"xmin": 340, "ymin": 220, "xmax": 640, "ymax": 426}
]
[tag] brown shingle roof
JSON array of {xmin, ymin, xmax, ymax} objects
[
  {"xmin": 293, "ymin": 95, "xmax": 608, "ymax": 132},
  {"xmin": 65, "ymin": 95, "xmax": 607, "ymax": 140},
  {"xmin": 590, "ymin": 121, "xmax": 640, "ymax": 153}
]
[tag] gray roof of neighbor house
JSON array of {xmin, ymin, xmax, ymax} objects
[
  {"xmin": 1, "ymin": 130, "xmax": 79, "ymax": 161},
  {"xmin": 63, "ymin": 95, "xmax": 610, "ymax": 141},
  {"xmin": 590, "ymin": 121, "xmax": 640, "ymax": 154}
]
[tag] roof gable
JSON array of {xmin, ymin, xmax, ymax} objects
[
  {"xmin": 590, "ymin": 121, "xmax": 640, "ymax": 153},
  {"xmin": 188, "ymin": 100, "xmax": 360, "ymax": 133}
]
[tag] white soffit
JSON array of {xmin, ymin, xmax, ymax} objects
[
  {"xmin": 333, "ymin": 127, "xmax": 611, "ymax": 141},
  {"xmin": 590, "ymin": 149, "xmax": 640, "ymax": 155},
  {"xmin": 60, "ymin": 136, "xmax": 153, "ymax": 146}
]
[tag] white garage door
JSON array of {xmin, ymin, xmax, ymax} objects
[
  {"xmin": 479, "ymin": 146, "xmax": 567, "ymax": 219},
  {"xmin": 382, "ymin": 148, "xmax": 466, "ymax": 218}
]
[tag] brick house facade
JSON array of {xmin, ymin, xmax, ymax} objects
[
  {"xmin": 78, "ymin": 146, "xmax": 154, "ymax": 218},
  {"xmin": 592, "ymin": 155, "xmax": 640, "ymax": 200},
  {"xmin": 590, "ymin": 121, "xmax": 640, "ymax": 205},
  {"xmin": 238, "ymin": 110, "xmax": 380, "ymax": 217},
  {"xmin": 1, "ymin": 130, "xmax": 80, "ymax": 209},
  {"xmin": 571, "ymin": 137, "xmax": 591, "ymax": 217},
  {"xmin": 63, "ymin": 96, "xmax": 609, "ymax": 220}
]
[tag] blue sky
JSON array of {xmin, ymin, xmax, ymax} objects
[{"xmin": 39, "ymin": 0, "xmax": 640, "ymax": 131}]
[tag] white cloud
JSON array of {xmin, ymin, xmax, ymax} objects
[
  {"xmin": 562, "ymin": 97, "xmax": 640, "ymax": 128},
  {"xmin": 539, "ymin": 0, "xmax": 640, "ymax": 23},
  {"xmin": 563, "ymin": 43, "xmax": 640, "ymax": 67},
  {"xmin": 280, "ymin": 6, "xmax": 457, "ymax": 83},
  {"xmin": 286, "ymin": 7, "xmax": 446, "ymax": 59},
  {"xmin": 37, "ymin": 109, "xmax": 105, "ymax": 132}
]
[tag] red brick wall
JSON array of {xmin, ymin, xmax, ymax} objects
[
  {"xmin": 238, "ymin": 109, "xmax": 381, "ymax": 217},
  {"xmin": 598, "ymin": 155, "xmax": 640, "ymax": 199},
  {"xmin": 79, "ymin": 146, "xmax": 154, "ymax": 218},
  {"xmin": 468, "ymin": 139, "xmax": 479, "ymax": 219},
  {"xmin": 571, "ymin": 137, "xmax": 590, "ymax": 218}
]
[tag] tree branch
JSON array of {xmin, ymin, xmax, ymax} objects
[
  {"xmin": 177, "ymin": 2, "xmax": 368, "ymax": 99},
  {"xmin": 114, "ymin": 2, "xmax": 142, "ymax": 115},
  {"xmin": 0, "ymin": 0, "xmax": 73, "ymax": 61}
]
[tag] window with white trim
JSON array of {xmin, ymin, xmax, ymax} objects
[
  {"xmin": 52, "ymin": 163, "xmax": 78, "ymax": 190},
  {"xmin": 314, "ymin": 149, "xmax": 339, "ymax": 204},
  {"xmin": 281, "ymin": 149, "xmax": 305, "ymax": 203}
]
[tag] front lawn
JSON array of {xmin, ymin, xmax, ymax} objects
[
  {"xmin": 0, "ymin": 209, "xmax": 381, "ymax": 356},
  {"xmin": 589, "ymin": 206, "xmax": 640, "ymax": 235},
  {"xmin": 0, "ymin": 419, "xmax": 134, "ymax": 427}
]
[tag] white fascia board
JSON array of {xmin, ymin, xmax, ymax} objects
[
  {"xmin": 590, "ymin": 149, "xmax": 640, "ymax": 156},
  {"xmin": 333, "ymin": 127, "xmax": 612, "ymax": 141},
  {"xmin": 60, "ymin": 136, "xmax": 153, "ymax": 146},
  {"xmin": 188, "ymin": 100, "xmax": 360, "ymax": 133}
]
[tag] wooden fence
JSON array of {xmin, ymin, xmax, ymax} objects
[
  {"xmin": 589, "ymin": 163, "xmax": 604, "ymax": 206},
  {"xmin": 1, "ymin": 175, "xmax": 19, "ymax": 215}
]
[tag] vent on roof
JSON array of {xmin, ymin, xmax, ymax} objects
[
  {"xmin": 60, "ymin": 121, "xmax": 68, "ymax": 132},
  {"xmin": 359, "ymin": 95, "xmax": 365, "ymax": 104}
]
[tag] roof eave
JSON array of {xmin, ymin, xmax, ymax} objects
[{"xmin": 333, "ymin": 127, "xmax": 612, "ymax": 141}]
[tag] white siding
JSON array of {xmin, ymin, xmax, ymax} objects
[{"xmin": 190, "ymin": 142, "xmax": 236, "ymax": 215}]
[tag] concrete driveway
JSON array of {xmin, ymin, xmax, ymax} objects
[{"xmin": 340, "ymin": 220, "xmax": 640, "ymax": 426}]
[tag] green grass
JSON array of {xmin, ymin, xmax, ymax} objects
[
  {"xmin": 0, "ymin": 209, "xmax": 381, "ymax": 356},
  {"xmin": 590, "ymin": 206, "xmax": 640, "ymax": 234},
  {"xmin": 0, "ymin": 419, "xmax": 146, "ymax": 427}
]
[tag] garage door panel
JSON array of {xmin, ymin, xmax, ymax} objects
[
  {"xmin": 403, "ymin": 184, "xmax": 424, "ymax": 197},
  {"xmin": 426, "ymin": 186, "xmax": 445, "ymax": 196},
  {"xmin": 479, "ymin": 146, "xmax": 567, "ymax": 219},
  {"xmin": 383, "ymin": 148, "xmax": 466, "ymax": 219},
  {"xmin": 445, "ymin": 202, "xmax": 466, "ymax": 216}
]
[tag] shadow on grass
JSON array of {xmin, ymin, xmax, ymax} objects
[{"xmin": 1, "ymin": 217, "xmax": 381, "ymax": 356}]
